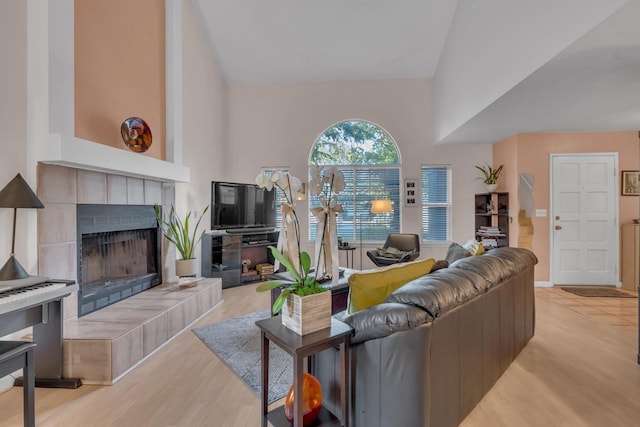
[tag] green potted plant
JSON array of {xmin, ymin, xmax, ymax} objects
[
  {"xmin": 155, "ymin": 204, "xmax": 209, "ymax": 277},
  {"xmin": 475, "ymin": 163, "xmax": 504, "ymax": 192},
  {"xmin": 254, "ymin": 170, "xmax": 331, "ymax": 335}
]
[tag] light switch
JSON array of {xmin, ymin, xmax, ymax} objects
[{"xmin": 535, "ymin": 209, "xmax": 547, "ymax": 217}]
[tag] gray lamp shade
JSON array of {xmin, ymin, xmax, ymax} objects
[
  {"xmin": 0, "ymin": 173, "xmax": 44, "ymax": 208},
  {"xmin": 0, "ymin": 173, "xmax": 44, "ymax": 280}
]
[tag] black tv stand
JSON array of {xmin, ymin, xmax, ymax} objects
[
  {"xmin": 201, "ymin": 230, "xmax": 279, "ymax": 288},
  {"xmin": 224, "ymin": 227, "xmax": 275, "ymax": 235}
]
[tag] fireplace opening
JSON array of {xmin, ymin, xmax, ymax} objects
[{"xmin": 77, "ymin": 204, "xmax": 162, "ymax": 317}]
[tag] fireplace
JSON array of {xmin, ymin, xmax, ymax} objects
[{"xmin": 77, "ymin": 204, "xmax": 162, "ymax": 317}]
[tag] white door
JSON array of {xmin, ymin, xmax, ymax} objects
[{"xmin": 551, "ymin": 154, "xmax": 618, "ymax": 285}]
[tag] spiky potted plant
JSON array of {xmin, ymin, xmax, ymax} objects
[
  {"xmin": 155, "ymin": 204, "xmax": 209, "ymax": 278},
  {"xmin": 475, "ymin": 164, "xmax": 504, "ymax": 192}
]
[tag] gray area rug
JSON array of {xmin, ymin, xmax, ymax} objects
[
  {"xmin": 561, "ymin": 286, "xmax": 637, "ymax": 298},
  {"xmin": 192, "ymin": 310, "xmax": 293, "ymax": 404}
]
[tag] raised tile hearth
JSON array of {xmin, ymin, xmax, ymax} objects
[{"xmin": 63, "ymin": 278, "xmax": 222, "ymax": 385}]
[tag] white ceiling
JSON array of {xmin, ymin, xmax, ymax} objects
[
  {"xmin": 194, "ymin": 0, "xmax": 457, "ymax": 83},
  {"xmin": 439, "ymin": 0, "xmax": 640, "ymax": 144},
  {"xmin": 192, "ymin": 0, "xmax": 640, "ymax": 144}
]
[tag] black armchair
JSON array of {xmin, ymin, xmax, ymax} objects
[{"xmin": 366, "ymin": 233, "xmax": 420, "ymax": 267}]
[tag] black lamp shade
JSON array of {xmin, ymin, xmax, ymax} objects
[
  {"xmin": 0, "ymin": 173, "xmax": 44, "ymax": 208},
  {"xmin": 0, "ymin": 173, "xmax": 44, "ymax": 281}
]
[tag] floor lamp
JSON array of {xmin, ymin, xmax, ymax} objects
[
  {"xmin": 360, "ymin": 199, "xmax": 393, "ymax": 268},
  {"xmin": 0, "ymin": 173, "xmax": 45, "ymax": 281}
]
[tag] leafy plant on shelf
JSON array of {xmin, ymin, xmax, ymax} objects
[
  {"xmin": 154, "ymin": 204, "xmax": 209, "ymax": 260},
  {"xmin": 253, "ymin": 170, "xmax": 326, "ymax": 314},
  {"xmin": 475, "ymin": 163, "xmax": 504, "ymax": 184}
]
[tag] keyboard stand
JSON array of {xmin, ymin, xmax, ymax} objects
[{"xmin": 0, "ymin": 279, "xmax": 82, "ymax": 389}]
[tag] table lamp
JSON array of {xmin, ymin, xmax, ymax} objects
[
  {"xmin": 0, "ymin": 173, "xmax": 45, "ymax": 281},
  {"xmin": 360, "ymin": 199, "xmax": 393, "ymax": 268}
]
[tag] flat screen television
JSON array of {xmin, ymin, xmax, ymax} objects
[{"xmin": 211, "ymin": 181, "xmax": 276, "ymax": 231}]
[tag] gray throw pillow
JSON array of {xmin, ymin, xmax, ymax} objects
[
  {"xmin": 445, "ymin": 242, "xmax": 471, "ymax": 264},
  {"xmin": 376, "ymin": 246, "xmax": 406, "ymax": 259}
]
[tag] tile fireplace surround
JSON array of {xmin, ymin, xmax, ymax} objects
[
  {"xmin": 29, "ymin": 163, "xmax": 223, "ymax": 385},
  {"xmin": 37, "ymin": 163, "xmax": 178, "ymax": 320}
]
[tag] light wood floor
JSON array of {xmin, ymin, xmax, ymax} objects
[{"xmin": 0, "ymin": 285, "xmax": 638, "ymax": 427}]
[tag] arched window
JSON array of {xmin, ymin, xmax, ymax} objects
[{"xmin": 309, "ymin": 120, "xmax": 401, "ymax": 241}]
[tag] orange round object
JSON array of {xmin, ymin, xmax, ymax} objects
[
  {"xmin": 121, "ymin": 117, "xmax": 152, "ymax": 153},
  {"xmin": 284, "ymin": 372, "xmax": 323, "ymax": 426}
]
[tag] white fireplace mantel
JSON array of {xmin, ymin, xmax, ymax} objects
[{"xmin": 42, "ymin": 133, "xmax": 190, "ymax": 183}]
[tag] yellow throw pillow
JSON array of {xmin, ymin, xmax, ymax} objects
[
  {"xmin": 348, "ymin": 258, "xmax": 436, "ymax": 314},
  {"xmin": 463, "ymin": 239, "xmax": 485, "ymax": 256}
]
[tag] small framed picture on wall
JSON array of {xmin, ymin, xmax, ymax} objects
[
  {"xmin": 404, "ymin": 179, "xmax": 417, "ymax": 206},
  {"xmin": 621, "ymin": 170, "xmax": 639, "ymax": 196}
]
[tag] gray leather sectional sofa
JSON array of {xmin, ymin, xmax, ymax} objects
[{"xmin": 313, "ymin": 247, "xmax": 538, "ymax": 427}]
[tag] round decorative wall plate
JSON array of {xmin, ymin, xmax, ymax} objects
[{"xmin": 121, "ymin": 117, "xmax": 152, "ymax": 153}]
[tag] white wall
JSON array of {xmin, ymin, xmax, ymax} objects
[
  {"xmin": 434, "ymin": 0, "xmax": 626, "ymax": 144},
  {"xmin": 0, "ymin": 0, "xmax": 29, "ymax": 269},
  {"xmin": 177, "ymin": 0, "xmax": 228, "ymax": 229},
  {"xmin": 226, "ymin": 78, "xmax": 492, "ymax": 267},
  {"xmin": 0, "ymin": 0, "xmax": 30, "ymax": 389}
]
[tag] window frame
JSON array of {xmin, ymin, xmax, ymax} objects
[
  {"xmin": 420, "ymin": 164, "xmax": 452, "ymax": 242},
  {"xmin": 308, "ymin": 120, "xmax": 402, "ymax": 243}
]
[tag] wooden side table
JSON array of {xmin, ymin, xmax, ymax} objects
[{"xmin": 256, "ymin": 316, "xmax": 353, "ymax": 427}]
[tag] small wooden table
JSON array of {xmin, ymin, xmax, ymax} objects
[{"xmin": 256, "ymin": 316, "xmax": 353, "ymax": 427}]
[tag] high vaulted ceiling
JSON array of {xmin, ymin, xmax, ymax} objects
[
  {"xmin": 192, "ymin": 0, "xmax": 640, "ymax": 144},
  {"xmin": 194, "ymin": 0, "xmax": 457, "ymax": 83}
]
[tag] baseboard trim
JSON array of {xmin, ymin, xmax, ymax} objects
[{"xmin": 535, "ymin": 281, "xmax": 553, "ymax": 287}]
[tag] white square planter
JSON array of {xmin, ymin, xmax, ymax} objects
[{"xmin": 281, "ymin": 291, "xmax": 331, "ymax": 335}]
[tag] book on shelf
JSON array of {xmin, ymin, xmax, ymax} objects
[
  {"xmin": 481, "ymin": 238, "xmax": 498, "ymax": 249},
  {"xmin": 476, "ymin": 227, "xmax": 506, "ymax": 237}
]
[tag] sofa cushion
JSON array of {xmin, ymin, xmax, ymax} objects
[
  {"xmin": 445, "ymin": 242, "xmax": 470, "ymax": 264},
  {"xmin": 343, "ymin": 303, "xmax": 433, "ymax": 344},
  {"xmin": 385, "ymin": 268, "xmax": 480, "ymax": 317},
  {"xmin": 483, "ymin": 247, "xmax": 538, "ymax": 266},
  {"xmin": 347, "ymin": 258, "xmax": 436, "ymax": 314},
  {"xmin": 448, "ymin": 254, "xmax": 521, "ymax": 291}
]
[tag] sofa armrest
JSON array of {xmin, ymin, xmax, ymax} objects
[{"xmin": 343, "ymin": 303, "xmax": 432, "ymax": 344}]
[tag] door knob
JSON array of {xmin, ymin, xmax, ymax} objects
[{"xmin": 555, "ymin": 225, "xmax": 562, "ymax": 230}]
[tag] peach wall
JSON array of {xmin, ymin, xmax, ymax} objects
[
  {"xmin": 493, "ymin": 135, "xmax": 519, "ymax": 247},
  {"xmin": 75, "ymin": 0, "xmax": 166, "ymax": 160},
  {"xmin": 494, "ymin": 131, "xmax": 639, "ymax": 282}
]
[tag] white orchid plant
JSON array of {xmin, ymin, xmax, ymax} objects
[
  {"xmin": 309, "ymin": 166, "xmax": 345, "ymax": 282},
  {"xmin": 309, "ymin": 166, "xmax": 346, "ymax": 202},
  {"xmin": 254, "ymin": 169, "xmax": 326, "ymax": 314}
]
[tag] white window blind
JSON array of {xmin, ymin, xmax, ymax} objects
[
  {"xmin": 309, "ymin": 166, "xmax": 400, "ymax": 242},
  {"xmin": 421, "ymin": 165, "xmax": 452, "ymax": 241}
]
